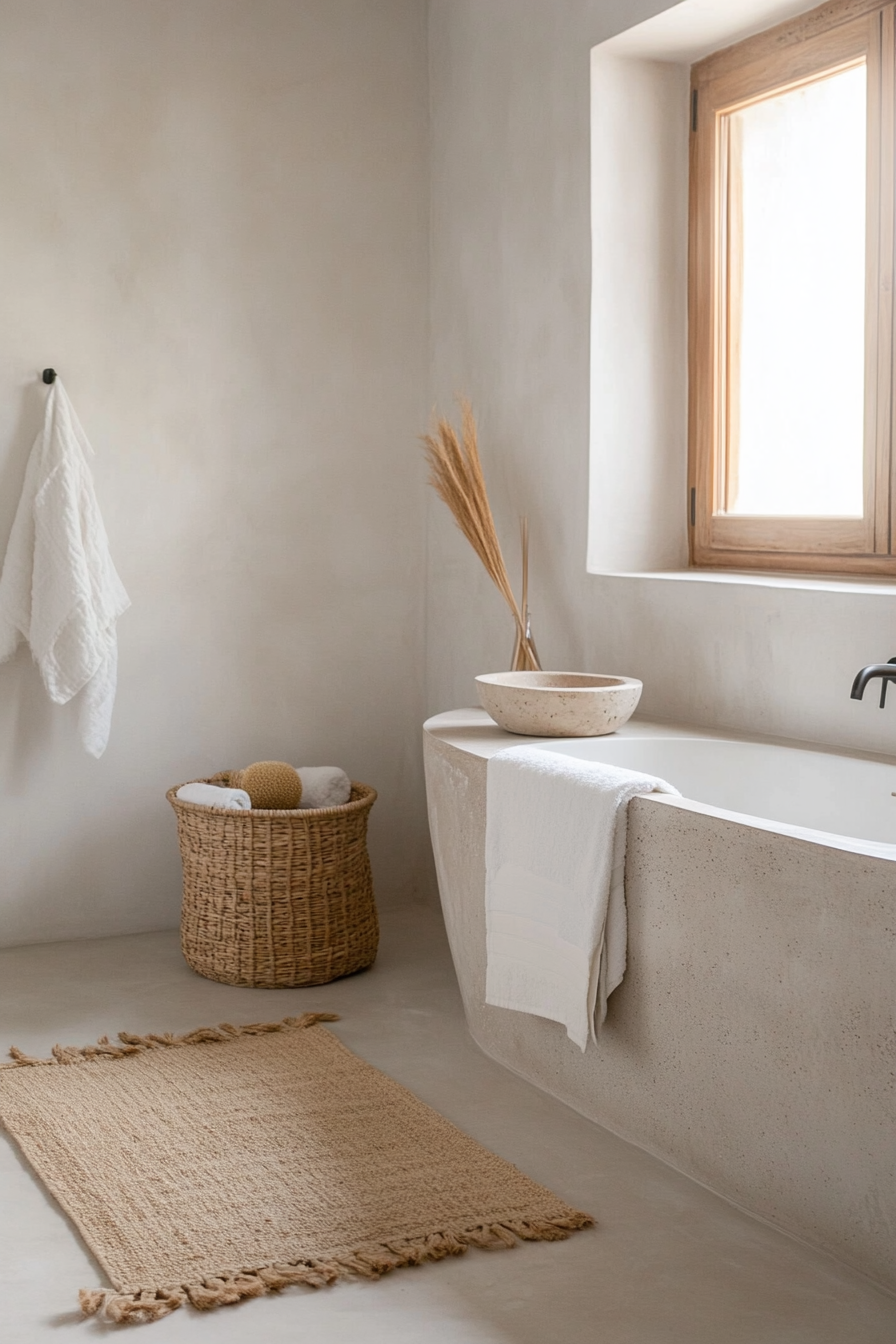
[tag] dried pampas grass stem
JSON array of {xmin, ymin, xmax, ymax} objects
[{"xmin": 421, "ymin": 401, "xmax": 540, "ymax": 672}]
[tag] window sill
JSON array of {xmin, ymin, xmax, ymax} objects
[{"xmin": 590, "ymin": 568, "xmax": 896, "ymax": 594}]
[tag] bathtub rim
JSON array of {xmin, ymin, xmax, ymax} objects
[{"xmin": 423, "ymin": 709, "xmax": 896, "ymax": 863}]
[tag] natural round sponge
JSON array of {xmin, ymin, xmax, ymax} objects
[{"xmin": 232, "ymin": 761, "xmax": 303, "ymax": 810}]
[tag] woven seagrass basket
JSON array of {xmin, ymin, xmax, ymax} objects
[{"xmin": 167, "ymin": 775, "xmax": 378, "ymax": 988}]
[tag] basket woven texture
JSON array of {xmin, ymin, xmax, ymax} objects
[{"xmin": 167, "ymin": 775, "xmax": 378, "ymax": 988}]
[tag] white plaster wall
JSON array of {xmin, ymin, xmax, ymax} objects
[
  {"xmin": 589, "ymin": 52, "xmax": 689, "ymax": 574},
  {"xmin": 427, "ymin": 0, "xmax": 896, "ymax": 760},
  {"xmin": 0, "ymin": 0, "xmax": 430, "ymax": 947}
]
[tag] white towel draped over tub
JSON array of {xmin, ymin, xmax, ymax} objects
[
  {"xmin": 0, "ymin": 380, "xmax": 130, "ymax": 758},
  {"xmin": 485, "ymin": 745, "xmax": 679, "ymax": 1051}
]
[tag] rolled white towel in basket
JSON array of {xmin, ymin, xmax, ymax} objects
[
  {"xmin": 176, "ymin": 782, "xmax": 251, "ymax": 810},
  {"xmin": 296, "ymin": 766, "xmax": 352, "ymax": 809}
]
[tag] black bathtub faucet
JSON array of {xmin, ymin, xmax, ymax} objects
[{"xmin": 850, "ymin": 658, "xmax": 896, "ymax": 708}]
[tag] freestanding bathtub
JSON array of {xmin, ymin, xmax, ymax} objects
[{"xmin": 423, "ymin": 710, "xmax": 896, "ymax": 1289}]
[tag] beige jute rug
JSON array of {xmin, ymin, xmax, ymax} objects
[{"xmin": 0, "ymin": 1013, "xmax": 592, "ymax": 1325}]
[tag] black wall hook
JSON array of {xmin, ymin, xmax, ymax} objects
[{"xmin": 42, "ymin": 368, "xmax": 56, "ymax": 384}]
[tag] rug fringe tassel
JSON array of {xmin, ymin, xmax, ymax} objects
[
  {"xmin": 2, "ymin": 1013, "xmax": 340, "ymax": 1069},
  {"xmin": 78, "ymin": 1214, "xmax": 594, "ymax": 1324}
]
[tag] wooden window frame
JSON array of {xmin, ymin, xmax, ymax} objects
[{"xmin": 688, "ymin": 0, "xmax": 896, "ymax": 575}]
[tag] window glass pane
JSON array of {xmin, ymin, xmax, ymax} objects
[{"xmin": 726, "ymin": 63, "xmax": 866, "ymax": 517}]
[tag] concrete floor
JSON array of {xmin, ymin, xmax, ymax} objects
[{"xmin": 0, "ymin": 903, "xmax": 893, "ymax": 1343}]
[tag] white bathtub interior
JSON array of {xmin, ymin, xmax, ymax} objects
[{"xmin": 532, "ymin": 734, "xmax": 896, "ymax": 847}]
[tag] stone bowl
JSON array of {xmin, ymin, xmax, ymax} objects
[{"xmin": 475, "ymin": 671, "xmax": 643, "ymax": 738}]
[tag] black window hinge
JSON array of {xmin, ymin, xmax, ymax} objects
[
  {"xmin": 690, "ymin": 487, "xmax": 696, "ymax": 526},
  {"xmin": 691, "ymin": 88, "xmax": 698, "ymax": 132}
]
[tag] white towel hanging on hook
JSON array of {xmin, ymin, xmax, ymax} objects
[{"xmin": 0, "ymin": 376, "xmax": 130, "ymax": 757}]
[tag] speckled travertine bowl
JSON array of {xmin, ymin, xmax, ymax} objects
[{"xmin": 475, "ymin": 671, "xmax": 643, "ymax": 737}]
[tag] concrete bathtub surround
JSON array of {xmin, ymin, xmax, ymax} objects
[{"xmin": 424, "ymin": 710, "xmax": 896, "ymax": 1290}]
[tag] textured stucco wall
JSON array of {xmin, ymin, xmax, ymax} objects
[
  {"xmin": 0, "ymin": 0, "xmax": 430, "ymax": 945},
  {"xmin": 427, "ymin": 0, "xmax": 896, "ymax": 758}
]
